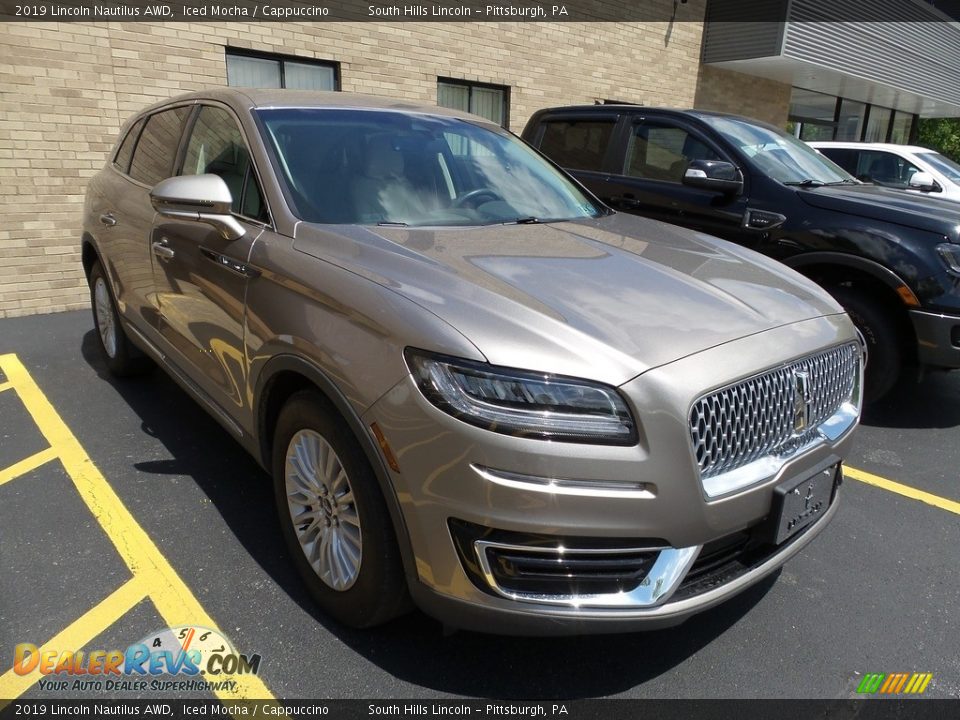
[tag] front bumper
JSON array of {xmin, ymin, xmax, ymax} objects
[
  {"xmin": 910, "ymin": 309, "xmax": 960, "ymax": 368},
  {"xmin": 363, "ymin": 315, "xmax": 858, "ymax": 633},
  {"xmin": 410, "ymin": 495, "xmax": 840, "ymax": 636}
]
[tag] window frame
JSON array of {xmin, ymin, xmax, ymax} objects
[
  {"xmin": 175, "ymin": 101, "xmax": 274, "ymax": 229},
  {"xmin": 225, "ymin": 47, "xmax": 340, "ymax": 91},
  {"xmin": 437, "ymin": 77, "xmax": 510, "ymax": 129}
]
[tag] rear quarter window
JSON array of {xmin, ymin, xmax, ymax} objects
[
  {"xmin": 113, "ymin": 118, "xmax": 144, "ymax": 174},
  {"xmin": 536, "ymin": 119, "xmax": 615, "ymax": 172},
  {"xmin": 129, "ymin": 106, "xmax": 191, "ymax": 187}
]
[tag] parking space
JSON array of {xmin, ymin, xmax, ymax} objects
[
  {"xmin": 0, "ymin": 344, "xmax": 273, "ymax": 704},
  {"xmin": 1, "ymin": 310, "xmax": 958, "ymax": 701}
]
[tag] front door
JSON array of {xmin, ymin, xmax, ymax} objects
[
  {"xmin": 151, "ymin": 104, "xmax": 270, "ymax": 416},
  {"xmin": 604, "ymin": 118, "xmax": 749, "ymax": 243}
]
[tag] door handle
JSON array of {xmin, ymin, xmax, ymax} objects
[
  {"xmin": 610, "ymin": 195, "xmax": 641, "ymax": 209},
  {"xmin": 99, "ymin": 213, "xmax": 117, "ymax": 227},
  {"xmin": 200, "ymin": 247, "xmax": 260, "ymax": 278},
  {"xmin": 152, "ymin": 241, "xmax": 175, "ymax": 260}
]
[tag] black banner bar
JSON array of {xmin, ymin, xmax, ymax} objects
[
  {"xmin": 0, "ymin": 0, "xmax": 959, "ymax": 23},
  {"xmin": 1, "ymin": 700, "xmax": 959, "ymax": 720}
]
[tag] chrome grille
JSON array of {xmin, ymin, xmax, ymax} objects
[{"xmin": 690, "ymin": 343, "xmax": 859, "ymax": 479}]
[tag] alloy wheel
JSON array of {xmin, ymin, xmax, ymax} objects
[{"xmin": 284, "ymin": 429, "xmax": 363, "ymax": 591}]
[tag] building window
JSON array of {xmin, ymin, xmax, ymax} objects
[
  {"xmin": 437, "ymin": 78, "xmax": 509, "ymax": 127},
  {"xmin": 788, "ymin": 86, "xmax": 916, "ymax": 144},
  {"xmin": 226, "ymin": 49, "xmax": 338, "ymax": 91},
  {"xmin": 835, "ymin": 99, "xmax": 866, "ymax": 142},
  {"xmin": 864, "ymin": 105, "xmax": 892, "ymax": 143},
  {"xmin": 789, "ymin": 88, "xmax": 838, "ymax": 141},
  {"xmin": 889, "ymin": 111, "xmax": 914, "ymax": 144}
]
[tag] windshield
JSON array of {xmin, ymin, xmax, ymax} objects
[
  {"xmin": 919, "ymin": 151, "xmax": 960, "ymax": 183},
  {"xmin": 257, "ymin": 108, "xmax": 603, "ymax": 226},
  {"xmin": 699, "ymin": 115, "xmax": 854, "ymax": 185}
]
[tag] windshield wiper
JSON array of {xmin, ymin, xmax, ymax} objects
[
  {"xmin": 377, "ymin": 221, "xmax": 409, "ymax": 227},
  {"xmin": 506, "ymin": 216, "xmax": 545, "ymax": 224},
  {"xmin": 823, "ymin": 179, "xmax": 860, "ymax": 186},
  {"xmin": 783, "ymin": 179, "xmax": 825, "ymax": 188}
]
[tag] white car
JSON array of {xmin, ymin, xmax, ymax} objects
[{"xmin": 810, "ymin": 141, "xmax": 960, "ymax": 203}]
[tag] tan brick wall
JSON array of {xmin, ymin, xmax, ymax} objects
[
  {"xmin": 694, "ymin": 65, "xmax": 792, "ymax": 128},
  {"xmin": 0, "ymin": 17, "xmax": 706, "ymax": 318}
]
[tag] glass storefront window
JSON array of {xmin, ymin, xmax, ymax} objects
[
  {"xmin": 836, "ymin": 99, "xmax": 866, "ymax": 141},
  {"xmin": 789, "ymin": 88, "xmax": 837, "ymax": 140},
  {"xmin": 864, "ymin": 106, "xmax": 892, "ymax": 143},
  {"xmin": 890, "ymin": 112, "xmax": 914, "ymax": 145}
]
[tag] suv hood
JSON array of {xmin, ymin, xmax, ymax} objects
[
  {"xmin": 796, "ymin": 184, "xmax": 960, "ymax": 239},
  {"xmin": 294, "ymin": 213, "xmax": 843, "ymax": 385}
]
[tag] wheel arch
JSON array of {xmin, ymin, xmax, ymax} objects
[
  {"xmin": 253, "ymin": 354, "xmax": 418, "ymax": 584},
  {"xmin": 785, "ymin": 252, "xmax": 917, "ymax": 354},
  {"xmin": 81, "ymin": 233, "xmax": 100, "ymax": 281}
]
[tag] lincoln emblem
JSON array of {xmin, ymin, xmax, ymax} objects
[{"xmin": 793, "ymin": 370, "xmax": 812, "ymax": 433}]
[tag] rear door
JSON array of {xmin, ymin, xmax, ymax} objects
[
  {"xmin": 105, "ymin": 106, "xmax": 192, "ymax": 336},
  {"xmin": 526, "ymin": 112, "xmax": 621, "ymax": 199},
  {"xmin": 151, "ymin": 103, "xmax": 270, "ymax": 417},
  {"xmin": 602, "ymin": 115, "xmax": 749, "ymax": 241}
]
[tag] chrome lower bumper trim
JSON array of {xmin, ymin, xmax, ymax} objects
[
  {"xmin": 473, "ymin": 540, "xmax": 700, "ymax": 609},
  {"xmin": 472, "ymin": 464, "xmax": 656, "ymax": 499}
]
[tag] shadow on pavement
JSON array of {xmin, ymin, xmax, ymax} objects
[
  {"xmin": 81, "ymin": 329, "xmax": 779, "ymax": 699},
  {"xmin": 861, "ymin": 367, "xmax": 960, "ymax": 430}
]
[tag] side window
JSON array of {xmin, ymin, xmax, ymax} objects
[
  {"xmin": 129, "ymin": 107, "xmax": 190, "ymax": 187},
  {"xmin": 818, "ymin": 148, "xmax": 857, "ymax": 174},
  {"xmin": 855, "ymin": 150, "xmax": 920, "ymax": 188},
  {"xmin": 113, "ymin": 118, "xmax": 144, "ymax": 174},
  {"xmin": 537, "ymin": 120, "xmax": 615, "ymax": 172},
  {"xmin": 182, "ymin": 106, "xmax": 267, "ymax": 221},
  {"xmin": 624, "ymin": 123, "xmax": 720, "ymax": 182}
]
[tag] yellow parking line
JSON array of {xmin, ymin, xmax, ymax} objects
[
  {"xmin": 846, "ymin": 465, "xmax": 960, "ymax": 516},
  {"xmin": 0, "ymin": 576, "xmax": 149, "ymax": 700},
  {"xmin": 0, "ymin": 381, "xmax": 11, "ymax": 393},
  {"xmin": 0, "ymin": 447, "xmax": 58, "ymax": 487},
  {"xmin": 0, "ymin": 354, "xmax": 275, "ymax": 703}
]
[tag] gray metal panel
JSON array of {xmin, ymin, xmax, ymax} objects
[
  {"xmin": 783, "ymin": 0, "xmax": 960, "ymax": 108},
  {"xmin": 701, "ymin": 0, "xmax": 788, "ymax": 62}
]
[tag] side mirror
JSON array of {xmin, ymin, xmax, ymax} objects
[
  {"xmin": 682, "ymin": 159, "xmax": 743, "ymax": 194},
  {"xmin": 150, "ymin": 174, "xmax": 245, "ymax": 241},
  {"xmin": 908, "ymin": 171, "xmax": 940, "ymax": 193}
]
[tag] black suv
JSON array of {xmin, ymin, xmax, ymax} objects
[{"xmin": 523, "ymin": 107, "xmax": 960, "ymax": 400}]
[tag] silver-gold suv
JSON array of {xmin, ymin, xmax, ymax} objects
[{"xmin": 82, "ymin": 90, "xmax": 862, "ymax": 634}]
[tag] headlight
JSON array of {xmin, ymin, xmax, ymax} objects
[
  {"xmin": 404, "ymin": 349, "xmax": 637, "ymax": 445},
  {"xmin": 936, "ymin": 243, "xmax": 960, "ymax": 274}
]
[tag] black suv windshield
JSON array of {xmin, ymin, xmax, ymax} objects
[
  {"xmin": 700, "ymin": 115, "xmax": 854, "ymax": 186},
  {"xmin": 258, "ymin": 108, "xmax": 603, "ymax": 226}
]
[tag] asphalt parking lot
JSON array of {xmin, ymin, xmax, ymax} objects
[{"xmin": 1, "ymin": 309, "xmax": 958, "ymax": 701}]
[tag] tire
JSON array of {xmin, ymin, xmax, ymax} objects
[
  {"xmin": 272, "ymin": 390, "xmax": 409, "ymax": 628},
  {"xmin": 830, "ymin": 286, "xmax": 903, "ymax": 403},
  {"xmin": 88, "ymin": 260, "xmax": 153, "ymax": 377}
]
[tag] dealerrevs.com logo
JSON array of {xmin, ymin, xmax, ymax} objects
[
  {"xmin": 13, "ymin": 626, "xmax": 261, "ymax": 693},
  {"xmin": 856, "ymin": 672, "xmax": 934, "ymax": 695}
]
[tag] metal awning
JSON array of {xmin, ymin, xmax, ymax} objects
[{"xmin": 702, "ymin": 0, "xmax": 960, "ymax": 118}]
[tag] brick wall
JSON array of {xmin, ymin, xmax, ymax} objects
[
  {"xmin": 0, "ymin": 18, "xmax": 706, "ymax": 318},
  {"xmin": 693, "ymin": 65, "xmax": 792, "ymax": 127}
]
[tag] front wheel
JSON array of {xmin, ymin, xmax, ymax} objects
[
  {"xmin": 830, "ymin": 286, "xmax": 903, "ymax": 403},
  {"xmin": 272, "ymin": 391, "xmax": 409, "ymax": 627}
]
